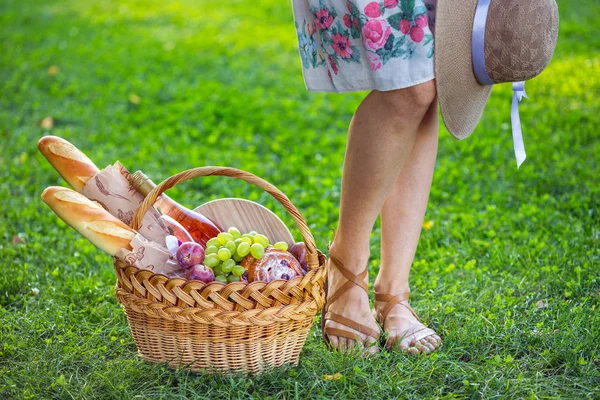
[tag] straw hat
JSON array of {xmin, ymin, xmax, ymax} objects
[{"xmin": 434, "ymin": 0, "xmax": 559, "ymax": 166}]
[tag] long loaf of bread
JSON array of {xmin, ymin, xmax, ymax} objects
[
  {"xmin": 38, "ymin": 136, "xmax": 100, "ymax": 192},
  {"xmin": 41, "ymin": 186, "xmax": 135, "ymax": 255}
]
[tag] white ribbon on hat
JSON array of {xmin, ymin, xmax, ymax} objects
[
  {"xmin": 511, "ymin": 82, "xmax": 528, "ymax": 167},
  {"xmin": 472, "ymin": 0, "xmax": 528, "ymax": 168}
]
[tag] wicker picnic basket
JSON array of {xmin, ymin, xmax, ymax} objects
[{"xmin": 113, "ymin": 167, "xmax": 327, "ymax": 375}]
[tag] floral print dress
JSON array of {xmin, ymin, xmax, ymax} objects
[{"xmin": 291, "ymin": 0, "xmax": 437, "ymax": 93}]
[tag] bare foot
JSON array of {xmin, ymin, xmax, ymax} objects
[
  {"xmin": 374, "ymin": 294, "xmax": 442, "ymax": 354},
  {"xmin": 323, "ymin": 246, "xmax": 380, "ymax": 356}
]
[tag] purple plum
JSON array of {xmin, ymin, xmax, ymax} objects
[
  {"xmin": 186, "ymin": 264, "xmax": 215, "ymax": 283},
  {"xmin": 289, "ymin": 242, "xmax": 308, "ymax": 272},
  {"xmin": 176, "ymin": 242, "xmax": 205, "ymax": 269}
]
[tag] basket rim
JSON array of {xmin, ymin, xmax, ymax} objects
[{"xmin": 113, "ymin": 248, "xmax": 326, "ymax": 293}]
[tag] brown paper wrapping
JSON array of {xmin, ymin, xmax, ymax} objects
[
  {"xmin": 81, "ymin": 161, "xmax": 169, "ymax": 247},
  {"xmin": 115, "ymin": 233, "xmax": 187, "ymax": 277},
  {"xmin": 82, "ymin": 161, "xmax": 187, "ymax": 277}
]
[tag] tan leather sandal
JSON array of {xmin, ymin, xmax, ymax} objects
[
  {"xmin": 373, "ymin": 291, "xmax": 441, "ymax": 352},
  {"xmin": 321, "ymin": 253, "xmax": 380, "ymax": 351}
]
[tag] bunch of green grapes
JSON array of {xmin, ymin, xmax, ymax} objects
[{"xmin": 202, "ymin": 227, "xmax": 288, "ymax": 283}]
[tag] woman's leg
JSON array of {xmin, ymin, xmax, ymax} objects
[
  {"xmin": 374, "ymin": 99, "xmax": 441, "ymax": 353},
  {"xmin": 326, "ymin": 80, "xmax": 437, "ymax": 353}
]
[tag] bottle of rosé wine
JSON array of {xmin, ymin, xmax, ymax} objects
[{"xmin": 129, "ymin": 170, "xmax": 221, "ymax": 247}]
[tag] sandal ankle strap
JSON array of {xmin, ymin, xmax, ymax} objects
[
  {"xmin": 374, "ymin": 291, "xmax": 421, "ymax": 323},
  {"xmin": 374, "ymin": 292, "xmax": 410, "ymax": 303}
]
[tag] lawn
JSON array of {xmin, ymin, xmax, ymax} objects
[{"xmin": 1, "ymin": 0, "xmax": 599, "ymax": 398}]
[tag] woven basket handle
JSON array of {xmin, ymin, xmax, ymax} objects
[{"xmin": 130, "ymin": 166, "xmax": 320, "ymax": 270}]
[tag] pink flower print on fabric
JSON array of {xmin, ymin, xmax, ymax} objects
[
  {"xmin": 367, "ymin": 52, "xmax": 382, "ymax": 71},
  {"xmin": 343, "ymin": 14, "xmax": 360, "ymax": 29},
  {"xmin": 362, "ymin": 19, "xmax": 392, "ymax": 51},
  {"xmin": 410, "ymin": 26, "xmax": 424, "ymax": 42},
  {"xmin": 343, "ymin": 14, "xmax": 352, "ymax": 27},
  {"xmin": 331, "ymin": 33, "xmax": 353, "ymax": 58},
  {"xmin": 364, "ymin": 2, "xmax": 382, "ymax": 18},
  {"xmin": 294, "ymin": 0, "xmax": 435, "ymax": 92},
  {"xmin": 328, "ymin": 55, "xmax": 339, "ymax": 74},
  {"xmin": 399, "ymin": 18, "xmax": 411, "ymax": 34},
  {"xmin": 314, "ymin": 8, "xmax": 334, "ymax": 29},
  {"xmin": 414, "ymin": 13, "xmax": 428, "ymax": 28}
]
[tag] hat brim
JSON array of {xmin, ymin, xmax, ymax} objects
[{"xmin": 435, "ymin": 0, "xmax": 493, "ymax": 140}]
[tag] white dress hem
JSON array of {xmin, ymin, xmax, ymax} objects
[{"xmin": 304, "ymin": 73, "xmax": 435, "ymax": 94}]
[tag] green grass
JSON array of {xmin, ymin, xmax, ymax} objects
[{"xmin": 1, "ymin": 0, "xmax": 599, "ymax": 398}]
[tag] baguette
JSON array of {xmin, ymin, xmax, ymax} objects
[
  {"xmin": 38, "ymin": 136, "xmax": 100, "ymax": 192},
  {"xmin": 41, "ymin": 186, "xmax": 134, "ymax": 255}
]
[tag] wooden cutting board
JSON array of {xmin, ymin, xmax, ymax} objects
[{"xmin": 194, "ymin": 198, "xmax": 295, "ymax": 245}]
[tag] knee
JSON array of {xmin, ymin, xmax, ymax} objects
[
  {"xmin": 377, "ymin": 80, "xmax": 437, "ymax": 116},
  {"xmin": 406, "ymin": 80, "xmax": 437, "ymax": 109}
]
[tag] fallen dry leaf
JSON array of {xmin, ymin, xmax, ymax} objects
[
  {"xmin": 48, "ymin": 65, "xmax": 60, "ymax": 76},
  {"xmin": 129, "ymin": 94, "xmax": 141, "ymax": 104},
  {"xmin": 12, "ymin": 235, "xmax": 24, "ymax": 244},
  {"xmin": 12, "ymin": 235, "xmax": 25, "ymax": 244},
  {"xmin": 536, "ymin": 300, "xmax": 548, "ymax": 309},
  {"xmin": 40, "ymin": 116, "xmax": 54, "ymax": 129},
  {"xmin": 322, "ymin": 372, "xmax": 343, "ymax": 381}
]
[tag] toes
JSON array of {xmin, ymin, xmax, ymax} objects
[
  {"xmin": 354, "ymin": 338, "xmax": 366, "ymax": 352},
  {"xmin": 426, "ymin": 335, "xmax": 441, "ymax": 349},
  {"xmin": 327, "ymin": 331, "xmax": 380, "ymax": 355},
  {"xmin": 328, "ymin": 335, "xmax": 339, "ymax": 349},
  {"xmin": 339, "ymin": 337, "xmax": 348, "ymax": 352},
  {"xmin": 419, "ymin": 339, "xmax": 434, "ymax": 353},
  {"xmin": 347, "ymin": 337, "xmax": 365, "ymax": 353},
  {"xmin": 396, "ymin": 337, "xmax": 411, "ymax": 352},
  {"xmin": 363, "ymin": 348, "xmax": 378, "ymax": 357},
  {"xmin": 395, "ymin": 337, "xmax": 430, "ymax": 355},
  {"xmin": 386, "ymin": 334, "xmax": 442, "ymax": 355},
  {"xmin": 364, "ymin": 342, "xmax": 379, "ymax": 356},
  {"xmin": 346, "ymin": 338, "xmax": 355, "ymax": 352},
  {"xmin": 364, "ymin": 337, "xmax": 379, "ymax": 355},
  {"xmin": 413, "ymin": 340, "xmax": 426, "ymax": 354}
]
